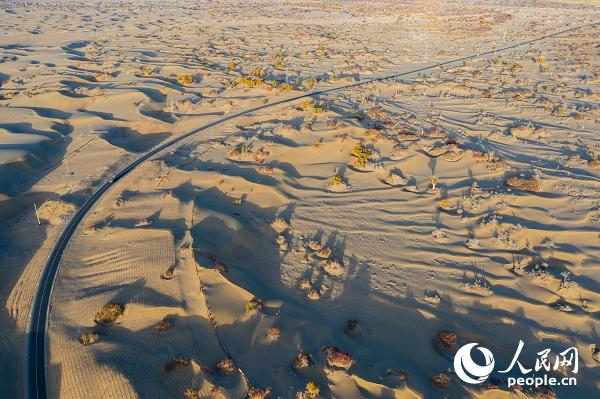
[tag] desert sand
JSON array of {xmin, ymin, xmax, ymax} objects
[{"xmin": 1, "ymin": 0, "xmax": 600, "ymax": 398}]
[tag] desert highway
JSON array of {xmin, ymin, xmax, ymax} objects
[{"xmin": 26, "ymin": 21, "xmax": 598, "ymax": 398}]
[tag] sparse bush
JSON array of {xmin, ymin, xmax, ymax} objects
[{"xmin": 94, "ymin": 303, "xmax": 123, "ymax": 326}]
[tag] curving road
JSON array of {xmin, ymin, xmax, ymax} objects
[{"xmin": 26, "ymin": 21, "xmax": 598, "ymax": 399}]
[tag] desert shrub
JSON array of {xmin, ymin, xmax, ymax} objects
[
  {"xmin": 165, "ymin": 356, "xmax": 190, "ymax": 372},
  {"xmin": 303, "ymin": 77, "xmax": 317, "ymax": 90},
  {"xmin": 293, "ymin": 351, "xmax": 312, "ymax": 369},
  {"xmin": 324, "ymin": 259, "xmax": 343, "ymax": 277},
  {"xmin": 431, "ymin": 373, "xmax": 451, "ymax": 389},
  {"xmin": 235, "ymin": 76, "xmax": 264, "ymax": 88},
  {"xmin": 161, "ymin": 268, "xmax": 174, "ymax": 280},
  {"xmin": 307, "ymin": 288, "xmax": 321, "ymax": 300},
  {"xmin": 94, "ymin": 303, "xmax": 123, "ymax": 326},
  {"xmin": 352, "ymin": 142, "xmax": 372, "ymax": 167},
  {"xmin": 327, "ymin": 175, "xmax": 350, "ymax": 192},
  {"xmin": 305, "ymin": 381, "xmax": 320, "ymax": 396},
  {"xmin": 298, "ymin": 101, "xmax": 323, "ymax": 113},
  {"xmin": 155, "ymin": 317, "xmax": 172, "ymax": 333},
  {"xmin": 509, "ymin": 63, "xmax": 523, "ymax": 75},
  {"xmin": 140, "ymin": 65, "xmax": 153, "ymax": 76},
  {"xmin": 324, "ymin": 346, "xmax": 355, "ymax": 370},
  {"xmin": 437, "ymin": 331, "xmax": 457, "ymax": 347},
  {"xmin": 79, "ymin": 331, "xmax": 99, "ymax": 346},
  {"xmin": 184, "ymin": 388, "xmax": 199, "ymax": 399},
  {"xmin": 298, "ymin": 278, "xmax": 312, "ymax": 290},
  {"xmin": 246, "ymin": 297, "xmax": 263, "ymax": 313},
  {"xmin": 265, "ymin": 327, "xmax": 281, "ymax": 343},
  {"xmin": 215, "ymin": 263, "xmax": 229, "ymax": 273},
  {"xmin": 248, "ymin": 387, "xmax": 272, "ymax": 399},
  {"xmin": 504, "ymin": 176, "xmax": 541, "ymax": 192},
  {"xmin": 315, "ymin": 246, "xmax": 331, "ymax": 259},
  {"xmin": 271, "ymin": 217, "xmax": 289, "ymax": 233},
  {"xmin": 217, "ymin": 358, "xmax": 236, "ymax": 374},
  {"xmin": 177, "ymin": 74, "xmax": 195, "ymax": 85}
]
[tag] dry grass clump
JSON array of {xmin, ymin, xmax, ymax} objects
[
  {"xmin": 293, "ymin": 351, "xmax": 313, "ymax": 369},
  {"xmin": 217, "ymin": 358, "xmax": 236, "ymax": 374},
  {"xmin": 246, "ymin": 297, "xmax": 263, "ymax": 313},
  {"xmin": 164, "ymin": 356, "xmax": 190, "ymax": 372},
  {"xmin": 265, "ymin": 327, "xmax": 281, "ymax": 343},
  {"xmin": 430, "ymin": 373, "xmax": 451, "ymax": 389},
  {"xmin": 436, "ymin": 331, "xmax": 457, "ymax": 348},
  {"xmin": 504, "ymin": 176, "xmax": 541, "ymax": 192},
  {"xmin": 324, "ymin": 346, "xmax": 355, "ymax": 370},
  {"xmin": 177, "ymin": 74, "xmax": 195, "ymax": 86},
  {"xmin": 155, "ymin": 317, "xmax": 172, "ymax": 333},
  {"xmin": 248, "ymin": 387, "xmax": 272, "ymax": 399},
  {"xmin": 94, "ymin": 303, "xmax": 123, "ymax": 326},
  {"xmin": 79, "ymin": 331, "xmax": 99, "ymax": 346}
]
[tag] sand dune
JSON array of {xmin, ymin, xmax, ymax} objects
[{"xmin": 1, "ymin": 0, "xmax": 600, "ymax": 398}]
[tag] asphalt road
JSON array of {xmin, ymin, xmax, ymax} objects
[{"xmin": 25, "ymin": 21, "xmax": 598, "ymax": 399}]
